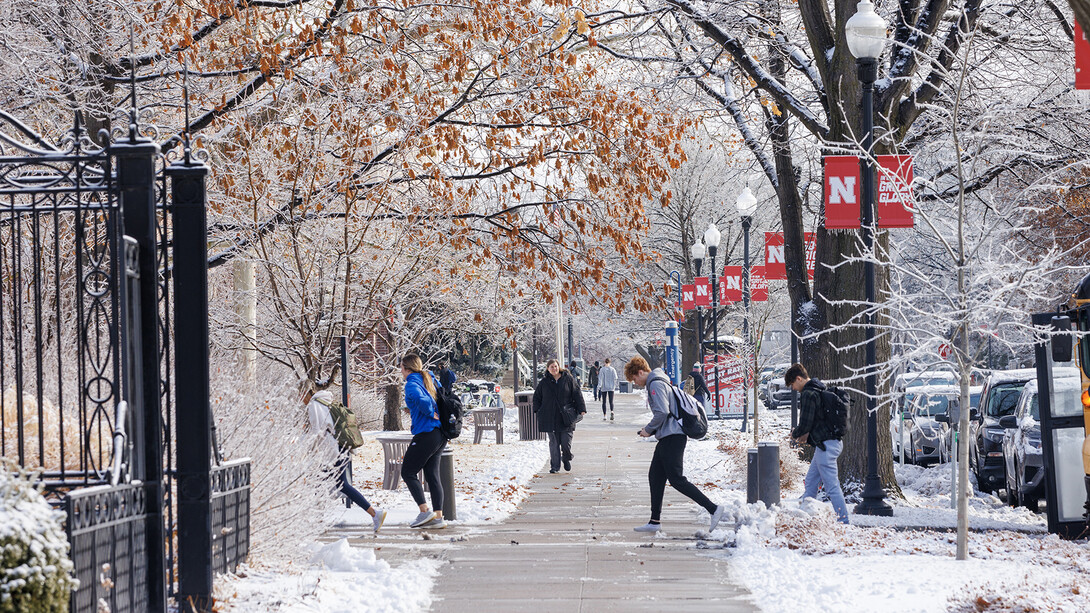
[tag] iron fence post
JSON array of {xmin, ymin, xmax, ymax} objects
[
  {"xmin": 167, "ymin": 158, "xmax": 214, "ymax": 611},
  {"xmin": 113, "ymin": 138, "xmax": 167, "ymax": 613}
]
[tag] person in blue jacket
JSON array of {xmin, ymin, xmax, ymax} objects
[
  {"xmin": 401, "ymin": 354, "xmax": 447, "ymax": 529},
  {"xmin": 438, "ymin": 362, "xmax": 457, "ymax": 395}
]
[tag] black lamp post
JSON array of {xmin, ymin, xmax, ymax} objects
[
  {"xmin": 736, "ymin": 187, "xmax": 758, "ymax": 437},
  {"xmin": 846, "ymin": 0, "xmax": 893, "ymax": 517},
  {"xmin": 705, "ymin": 223, "xmax": 722, "ymax": 419},
  {"xmin": 691, "ymin": 241, "xmax": 706, "ymax": 371}
]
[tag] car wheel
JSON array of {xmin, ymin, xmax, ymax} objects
[{"xmin": 1007, "ymin": 460, "xmax": 1020, "ymax": 507}]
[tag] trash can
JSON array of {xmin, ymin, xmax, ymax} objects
[
  {"xmin": 618, "ymin": 381, "xmax": 633, "ymax": 393},
  {"xmin": 440, "ymin": 446, "xmax": 456, "ymax": 520},
  {"xmin": 516, "ymin": 390, "xmax": 545, "ymax": 441}
]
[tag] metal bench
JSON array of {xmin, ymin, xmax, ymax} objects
[
  {"xmin": 471, "ymin": 408, "xmax": 503, "ymax": 444},
  {"xmin": 375, "ymin": 433, "xmax": 428, "ymax": 491}
]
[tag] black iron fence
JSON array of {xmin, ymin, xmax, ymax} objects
[{"xmin": 0, "ymin": 107, "xmax": 249, "ymax": 613}]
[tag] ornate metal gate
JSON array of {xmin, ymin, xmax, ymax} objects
[{"xmin": 0, "ymin": 106, "xmax": 249, "ymax": 613}]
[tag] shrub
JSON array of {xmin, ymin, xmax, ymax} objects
[{"xmin": 0, "ymin": 461, "xmax": 76, "ymax": 613}]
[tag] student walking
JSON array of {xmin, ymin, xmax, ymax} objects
[
  {"xmin": 597, "ymin": 358, "xmax": 618, "ymax": 421},
  {"xmin": 689, "ymin": 363, "xmax": 711, "ymax": 410},
  {"xmin": 533, "ymin": 359, "xmax": 586, "ymax": 473},
  {"xmin": 401, "ymin": 354, "xmax": 448, "ymax": 529},
  {"xmin": 306, "ymin": 390, "xmax": 386, "ymax": 533},
  {"xmin": 438, "ymin": 362, "xmax": 457, "ymax": 395},
  {"xmin": 589, "ymin": 361, "xmax": 601, "ymax": 402},
  {"xmin": 787, "ymin": 363, "xmax": 850, "ymax": 524},
  {"xmin": 625, "ymin": 357, "xmax": 724, "ymax": 534}
]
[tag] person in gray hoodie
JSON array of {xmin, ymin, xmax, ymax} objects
[
  {"xmin": 597, "ymin": 358, "xmax": 619, "ymax": 420},
  {"xmin": 625, "ymin": 356, "xmax": 724, "ymax": 534}
]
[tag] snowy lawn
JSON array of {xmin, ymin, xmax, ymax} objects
[{"xmin": 214, "ymin": 416, "xmax": 548, "ymax": 612}]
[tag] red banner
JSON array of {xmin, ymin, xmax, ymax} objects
[
  {"xmin": 751, "ymin": 266, "xmax": 768, "ymax": 302},
  {"xmin": 694, "ymin": 276, "xmax": 711, "ymax": 307},
  {"xmin": 720, "ymin": 266, "xmax": 743, "ymax": 303},
  {"xmin": 877, "ymin": 155, "xmax": 914, "ymax": 228},
  {"xmin": 764, "ymin": 232, "xmax": 785, "ymax": 280},
  {"xmin": 805, "ymin": 232, "xmax": 816, "ymax": 279},
  {"xmin": 681, "ymin": 284, "xmax": 695, "ymax": 310},
  {"xmin": 1078, "ymin": 22, "xmax": 1090, "ymax": 90},
  {"xmin": 703, "ymin": 354, "xmax": 748, "ymax": 418},
  {"xmin": 824, "ymin": 155, "xmax": 861, "ymax": 229}
]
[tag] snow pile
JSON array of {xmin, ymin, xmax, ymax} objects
[
  {"xmin": 0, "ymin": 461, "xmax": 76, "ymax": 613},
  {"xmin": 216, "ymin": 539, "xmax": 441, "ymax": 613}
]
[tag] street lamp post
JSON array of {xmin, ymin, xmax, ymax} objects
[
  {"xmin": 846, "ymin": 0, "xmax": 893, "ymax": 517},
  {"xmin": 691, "ymin": 241, "xmax": 706, "ymax": 372},
  {"xmin": 736, "ymin": 187, "xmax": 758, "ymax": 440},
  {"xmin": 705, "ymin": 223, "xmax": 722, "ymax": 419}
]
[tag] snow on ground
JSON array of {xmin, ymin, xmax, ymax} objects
[{"xmin": 215, "ymin": 415, "xmax": 549, "ymax": 612}]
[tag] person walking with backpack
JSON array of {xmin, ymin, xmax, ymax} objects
[
  {"xmin": 306, "ymin": 390, "xmax": 387, "ymax": 533},
  {"xmin": 625, "ymin": 357, "xmax": 724, "ymax": 534},
  {"xmin": 438, "ymin": 362, "xmax": 457, "ymax": 396},
  {"xmin": 400, "ymin": 354, "xmax": 448, "ymax": 529},
  {"xmin": 786, "ymin": 363, "xmax": 850, "ymax": 524},
  {"xmin": 588, "ymin": 361, "xmax": 601, "ymax": 402},
  {"xmin": 533, "ymin": 359, "xmax": 586, "ymax": 473},
  {"xmin": 598, "ymin": 358, "xmax": 618, "ymax": 421}
]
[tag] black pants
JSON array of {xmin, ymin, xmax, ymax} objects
[
  {"xmin": 402, "ymin": 428, "xmax": 445, "ymax": 511},
  {"xmin": 649, "ymin": 434, "xmax": 716, "ymax": 522},
  {"xmin": 336, "ymin": 456, "xmax": 371, "ymax": 511},
  {"xmin": 601, "ymin": 391, "xmax": 614, "ymax": 415},
  {"xmin": 547, "ymin": 429, "xmax": 574, "ymax": 471}
]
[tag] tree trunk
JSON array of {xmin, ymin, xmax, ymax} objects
[{"xmin": 383, "ymin": 384, "xmax": 402, "ymax": 431}]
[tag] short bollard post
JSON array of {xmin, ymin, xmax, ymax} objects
[
  {"xmin": 440, "ymin": 446, "xmax": 456, "ymax": 520},
  {"xmin": 757, "ymin": 442, "xmax": 780, "ymax": 507},
  {"xmin": 746, "ymin": 448, "xmax": 759, "ymax": 504}
]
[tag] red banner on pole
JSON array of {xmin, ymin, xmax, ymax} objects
[
  {"xmin": 681, "ymin": 284, "xmax": 695, "ymax": 310},
  {"xmin": 1078, "ymin": 22, "xmax": 1090, "ymax": 90},
  {"xmin": 876, "ymin": 154, "xmax": 914, "ymax": 228},
  {"xmin": 765, "ymin": 232, "xmax": 785, "ymax": 280},
  {"xmin": 750, "ymin": 266, "xmax": 768, "ymax": 302},
  {"xmin": 805, "ymin": 232, "xmax": 816, "ymax": 279},
  {"xmin": 824, "ymin": 155, "xmax": 861, "ymax": 229},
  {"xmin": 721, "ymin": 266, "xmax": 743, "ymax": 303},
  {"xmin": 694, "ymin": 277, "xmax": 711, "ymax": 307}
]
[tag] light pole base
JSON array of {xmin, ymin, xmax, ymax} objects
[{"xmin": 853, "ymin": 476, "xmax": 893, "ymax": 516}]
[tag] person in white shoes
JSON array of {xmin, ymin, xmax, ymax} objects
[
  {"xmin": 306, "ymin": 390, "xmax": 387, "ymax": 534},
  {"xmin": 401, "ymin": 354, "xmax": 448, "ymax": 529},
  {"xmin": 624, "ymin": 357, "xmax": 725, "ymax": 534}
]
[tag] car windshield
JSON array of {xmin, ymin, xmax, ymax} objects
[
  {"xmin": 986, "ymin": 384, "xmax": 1023, "ymax": 418},
  {"xmin": 906, "ymin": 375, "xmax": 955, "ymax": 388},
  {"xmin": 915, "ymin": 395, "xmax": 951, "ymax": 417},
  {"xmin": 1030, "ymin": 387, "xmax": 1082, "ymax": 420}
]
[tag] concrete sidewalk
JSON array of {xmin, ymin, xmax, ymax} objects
[{"xmin": 339, "ymin": 392, "xmax": 756, "ymax": 612}]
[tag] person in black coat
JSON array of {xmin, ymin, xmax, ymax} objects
[
  {"xmin": 533, "ymin": 359, "xmax": 587, "ymax": 473},
  {"xmin": 689, "ymin": 363, "xmax": 711, "ymax": 407}
]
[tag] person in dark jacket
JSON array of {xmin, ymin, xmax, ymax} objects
[
  {"xmin": 438, "ymin": 362, "xmax": 457, "ymax": 395},
  {"xmin": 533, "ymin": 359, "xmax": 586, "ymax": 473},
  {"xmin": 588, "ymin": 361, "xmax": 601, "ymax": 401},
  {"xmin": 401, "ymin": 354, "xmax": 448, "ymax": 529},
  {"xmin": 689, "ymin": 363, "xmax": 711, "ymax": 407},
  {"xmin": 787, "ymin": 363, "xmax": 849, "ymax": 524}
]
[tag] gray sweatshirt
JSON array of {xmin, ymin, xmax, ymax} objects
[
  {"xmin": 598, "ymin": 365, "xmax": 619, "ymax": 392},
  {"xmin": 642, "ymin": 369, "xmax": 682, "ymax": 439}
]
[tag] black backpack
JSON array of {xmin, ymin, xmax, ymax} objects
[
  {"xmin": 649, "ymin": 374, "xmax": 708, "ymax": 439},
  {"xmin": 435, "ymin": 387, "xmax": 463, "ymax": 439},
  {"xmin": 820, "ymin": 386, "xmax": 851, "ymax": 439}
]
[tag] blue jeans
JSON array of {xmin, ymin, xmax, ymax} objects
[{"xmin": 803, "ymin": 439, "xmax": 849, "ymax": 524}]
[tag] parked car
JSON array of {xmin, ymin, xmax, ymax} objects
[
  {"xmin": 969, "ymin": 367, "xmax": 1077, "ymax": 494},
  {"xmin": 891, "ymin": 385, "xmax": 958, "ymax": 465},
  {"xmin": 764, "ymin": 363, "xmax": 794, "ymax": 409},
  {"xmin": 757, "ymin": 366, "xmax": 777, "ymax": 403},
  {"xmin": 1000, "ymin": 377, "xmax": 1081, "ymax": 511}
]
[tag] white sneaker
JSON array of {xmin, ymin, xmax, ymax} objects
[
  {"xmin": 709, "ymin": 505, "xmax": 726, "ymax": 532},
  {"xmin": 421, "ymin": 516, "xmax": 447, "ymax": 529},
  {"xmin": 372, "ymin": 509, "xmax": 387, "ymax": 534},
  {"xmin": 633, "ymin": 523, "xmax": 661, "ymax": 533},
  {"xmin": 410, "ymin": 511, "xmax": 436, "ymax": 528}
]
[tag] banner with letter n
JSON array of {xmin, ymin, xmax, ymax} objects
[
  {"xmin": 720, "ymin": 266, "xmax": 743, "ymax": 303},
  {"xmin": 804, "ymin": 232, "xmax": 816, "ymax": 280},
  {"xmin": 823, "ymin": 155, "xmax": 861, "ymax": 229},
  {"xmin": 764, "ymin": 232, "xmax": 785, "ymax": 280},
  {"xmin": 694, "ymin": 276, "xmax": 711, "ymax": 307},
  {"xmin": 681, "ymin": 284, "xmax": 695, "ymax": 310},
  {"xmin": 876, "ymin": 154, "xmax": 914, "ymax": 228}
]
